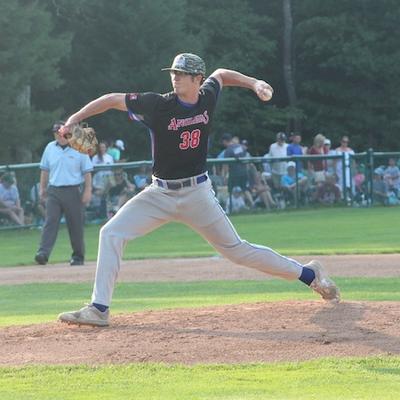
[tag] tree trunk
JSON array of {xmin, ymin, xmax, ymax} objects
[
  {"xmin": 282, "ymin": 0, "xmax": 300, "ymax": 132},
  {"xmin": 15, "ymin": 84, "xmax": 33, "ymax": 162}
]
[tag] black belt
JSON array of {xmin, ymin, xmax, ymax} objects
[
  {"xmin": 50, "ymin": 185, "xmax": 80, "ymax": 189},
  {"xmin": 156, "ymin": 174, "xmax": 208, "ymax": 190}
]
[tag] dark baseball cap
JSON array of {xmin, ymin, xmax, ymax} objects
[
  {"xmin": 1, "ymin": 172, "xmax": 15, "ymax": 185},
  {"xmin": 276, "ymin": 132, "xmax": 287, "ymax": 141},
  {"xmin": 221, "ymin": 133, "xmax": 233, "ymax": 142},
  {"xmin": 162, "ymin": 53, "xmax": 206, "ymax": 76},
  {"xmin": 52, "ymin": 121, "xmax": 65, "ymax": 133}
]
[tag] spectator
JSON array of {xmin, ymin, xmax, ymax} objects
[
  {"xmin": 261, "ymin": 158, "xmax": 274, "ymax": 188},
  {"xmin": 287, "ymin": 133, "xmax": 304, "ymax": 171},
  {"xmin": 353, "ymin": 163, "xmax": 367, "ymax": 205},
  {"xmin": 232, "ymin": 135, "xmax": 240, "ymax": 145},
  {"xmin": 90, "ymin": 141, "xmax": 115, "ymax": 219},
  {"xmin": 216, "ymin": 133, "xmax": 233, "ymax": 159},
  {"xmin": 281, "ymin": 161, "xmax": 308, "ymax": 205},
  {"xmin": 383, "ymin": 158, "xmax": 400, "ymax": 194},
  {"xmin": 324, "ymin": 138, "xmax": 336, "ymax": 175},
  {"xmin": 372, "ymin": 168, "xmax": 389, "ymax": 205},
  {"xmin": 107, "ymin": 139, "xmax": 125, "ymax": 162},
  {"xmin": 315, "ymin": 174, "xmax": 341, "ymax": 205},
  {"xmin": 265, "ymin": 132, "xmax": 288, "ymax": 190},
  {"xmin": 105, "ymin": 168, "xmax": 136, "ymax": 216},
  {"xmin": 0, "ymin": 173, "xmax": 24, "ymax": 225},
  {"xmin": 240, "ymin": 139, "xmax": 251, "ymax": 157},
  {"xmin": 247, "ymin": 163, "xmax": 276, "ymax": 210},
  {"xmin": 335, "ymin": 136, "xmax": 355, "ymax": 197},
  {"xmin": 223, "ymin": 135, "xmax": 254, "ymax": 207},
  {"xmin": 133, "ymin": 165, "xmax": 151, "ymax": 192},
  {"xmin": 225, "ymin": 186, "xmax": 248, "ymax": 214},
  {"xmin": 34, "ymin": 121, "xmax": 93, "ymax": 266},
  {"xmin": 29, "ymin": 182, "xmax": 46, "ymax": 225},
  {"xmin": 307, "ymin": 133, "xmax": 327, "ymax": 185},
  {"xmin": 92, "ymin": 141, "xmax": 114, "ymax": 168},
  {"xmin": 91, "ymin": 141, "xmax": 114, "ymax": 194}
]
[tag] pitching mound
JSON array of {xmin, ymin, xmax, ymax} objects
[{"xmin": 1, "ymin": 301, "xmax": 399, "ymax": 365}]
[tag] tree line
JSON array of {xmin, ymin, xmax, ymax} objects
[{"xmin": 1, "ymin": 0, "xmax": 399, "ymax": 164}]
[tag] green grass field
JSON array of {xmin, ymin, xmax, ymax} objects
[
  {"xmin": 1, "ymin": 358, "xmax": 399, "ymax": 400},
  {"xmin": 1, "ymin": 207, "xmax": 399, "ymax": 399},
  {"xmin": 1, "ymin": 207, "xmax": 400, "ymax": 266}
]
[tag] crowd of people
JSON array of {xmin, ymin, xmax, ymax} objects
[
  {"xmin": 210, "ymin": 131, "xmax": 400, "ymax": 213},
  {"xmin": 1, "ymin": 130, "xmax": 400, "ymax": 228}
]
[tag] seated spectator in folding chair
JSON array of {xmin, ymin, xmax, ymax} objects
[
  {"xmin": 281, "ymin": 161, "xmax": 308, "ymax": 206},
  {"xmin": 353, "ymin": 163, "xmax": 367, "ymax": 205},
  {"xmin": 247, "ymin": 163, "xmax": 276, "ymax": 210},
  {"xmin": 383, "ymin": 158, "xmax": 400, "ymax": 196},
  {"xmin": 225, "ymin": 186, "xmax": 249, "ymax": 214},
  {"xmin": 315, "ymin": 173, "xmax": 341, "ymax": 205},
  {"xmin": 133, "ymin": 165, "xmax": 151, "ymax": 192},
  {"xmin": 29, "ymin": 182, "xmax": 46, "ymax": 225},
  {"xmin": 373, "ymin": 168, "xmax": 390, "ymax": 205},
  {"xmin": 105, "ymin": 168, "xmax": 136, "ymax": 217},
  {"xmin": 0, "ymin": 173, "xmax": 24, "ymax": 225}
]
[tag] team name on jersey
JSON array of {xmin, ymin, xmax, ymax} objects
[{"xmin": 167, "ymin": 111, "xmax": 209, "ymax": 131}]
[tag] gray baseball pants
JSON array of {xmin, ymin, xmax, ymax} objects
[
  {"xmin": 38, "ymin": 185, "xmax": 85, "ymax": 260},
  {"xmin": 91, "ymin": 174, "xmax": 303, "ymax": 306}
]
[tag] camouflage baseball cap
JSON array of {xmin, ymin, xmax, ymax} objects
[{"xmin": 162, "ymin": 53, "xmax": 206, "ymax": 76}]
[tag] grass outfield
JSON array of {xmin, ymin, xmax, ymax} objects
[
  {"xmin": 2, "ymin": 207, "xmax": 399, "ymax": 399},
  {"xmin": 1, "ymin": 358, "xmax": 399, "ymax": 400},
  {"xmin": 1, "ymin": 278, "xmax": 399, "ymax": 326},
  {"xmin": 1, "ymin": 207, "xmax": 400, "ymax": 267}
]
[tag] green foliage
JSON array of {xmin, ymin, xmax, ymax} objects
[
  {"xmin": 0, "ymin": 1, "xmax": 71, "ymax": 162},
  {"xmin": 186, "ymin": 0, "xmax": 280, "ymax": 154},
  {"xmin": 1, "ymin": 358, "xmax": 400, "ymax": 400},
  {"xmin": 43, "ymin": 0, "xmax": 191, "ymax": 160},
  {"xmin": 3, "ymin": 0, "xmax": 400, "ymax": 162},
  {"xmin": 294, "ymin": 0, "xmax": 400, "ymax": 149}
]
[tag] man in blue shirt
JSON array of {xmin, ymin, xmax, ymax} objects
[
  {"xmin": 287, "ymin": 133, "xmax": 304, "ymax": 171},
  {"xmin": 35, "ymin": 122, "xmax": 93, "ymax": 266}
]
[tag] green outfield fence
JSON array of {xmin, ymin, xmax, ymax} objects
[{"xmin": 0, "ymin": 150, "xmax": 399, "ymax": 230}]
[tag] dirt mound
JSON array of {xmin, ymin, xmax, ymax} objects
[
  {"xmin": 1, "ymin": 301, "xmax": 399, "ymax": 366},
  {"xmin": 2, "ymin": 254, "xmax": 400, "ymax": 285}
]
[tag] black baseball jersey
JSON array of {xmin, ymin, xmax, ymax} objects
[{"xmin": 125, "ymin": 77, "xmax": 220, "ymax": 179}]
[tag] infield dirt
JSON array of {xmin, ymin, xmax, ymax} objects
[{"xmin": 1, "ymin": 254, "xmax": 399, "ymax": 365}]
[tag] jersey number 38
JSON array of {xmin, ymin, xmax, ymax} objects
[{"xmin": 179, "ymin": 129, "xmax": 201, "ymax": 150}]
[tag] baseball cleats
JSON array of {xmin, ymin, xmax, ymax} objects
[
  {"xmin": 35, "ymin": 251, "xmax": 48, "ymax": 265},
  {"xmin": 306, "ymin": 260, "xmax": 340, "ymax": 303},
  {"xmin": 58, "ymin": 304, "xmax": 109, "ymax": 327}
]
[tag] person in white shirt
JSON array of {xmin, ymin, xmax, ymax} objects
[
  {"xmin": 91, "ymin": 141, "xmax": 115, "ymax": 219},
  {"xmin": 335, "ymin": 136, "xmax": 355, "ymax": 197},
  {"xmin": 264, "ymin": 132, "xmax": 288, "ymax": 190}
]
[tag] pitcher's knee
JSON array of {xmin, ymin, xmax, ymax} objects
[
  {"xmin": 218, "ymin": 240, "xmax": 252, "ymax": 265},
  {"xmin": 99, "ymin": 221, "xmax": 117, "ymax": 240}
]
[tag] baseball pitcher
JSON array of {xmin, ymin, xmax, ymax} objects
[{"xmin": 58, "ymin": 53, "xmax": 339, "ymax": 326}]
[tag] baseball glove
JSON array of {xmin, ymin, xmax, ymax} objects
[{"xmin": 64, "ymin": 123, "xmax": 98, "ymax": 156}]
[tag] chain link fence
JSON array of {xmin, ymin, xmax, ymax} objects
[{"xmin": 1, "ymin": 150, "xmax": 399, "ymax": 230}]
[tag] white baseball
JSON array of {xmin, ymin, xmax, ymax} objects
[{"xmin": 255, "ymin": 80, "xmax": 273, "ymax": 101}]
